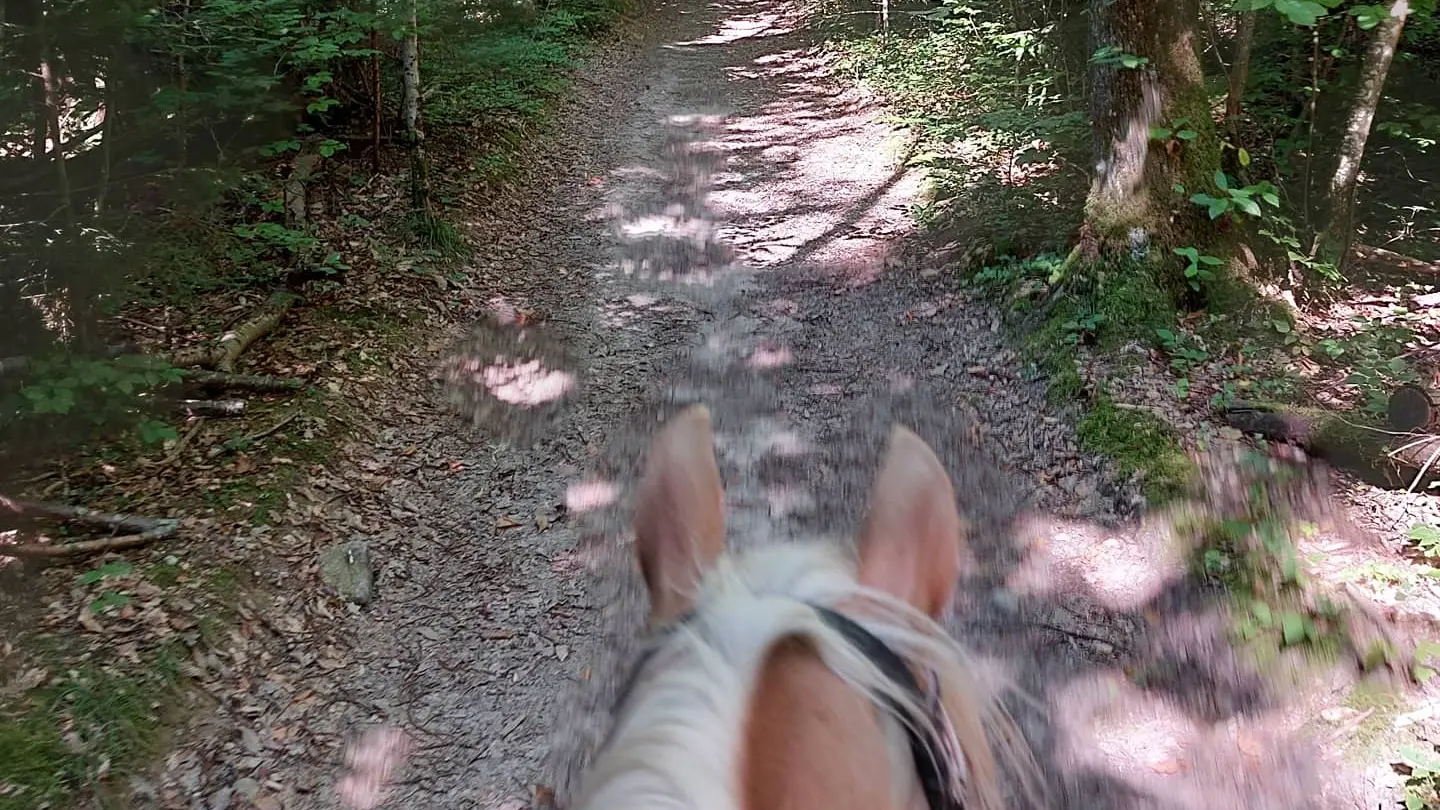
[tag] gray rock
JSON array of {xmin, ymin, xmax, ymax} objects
[
  {"xmin": 233, "ymin": 778, "xmax": 261, "ymax": 802},
  {"xmin": 319, "ymin": 541, "xmax": 374, "ymax": 604},
  {"xmin": 209, "ymin": 787, "xmax": 233, "ymax": 810},
  {"xmin": 129, "ymin": 775, "xmax": 159, "ymax": 800},
  {"xmin": 989, "ymin": 588, "xmax": 1021, "ymax": 615}
]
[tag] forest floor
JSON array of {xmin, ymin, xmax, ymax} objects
[{"xmin": 5, "ymin": 0, "xmax": 1440, "ymax": 809}]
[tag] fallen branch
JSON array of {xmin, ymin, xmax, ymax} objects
[
  {"xmin": 204, "ymin": 409, "xmax": 301, "ymax": 458},
  {"xmin": 170, "ymin": 291, "xmax": 299, "ymax": 371},
  {"xmin": 1, "ymin": 495, "xmax": 175, "ymax": 536},
  {"xmin": 217, "ymin": 292, "xmax": 297, "ymax": 373},
  {"xmin": 181, "ymin": 369, "xmax": 306, "ymax": 393},
  {"xmin": 1224, "ymin": 401, "xmax": 1440, "ymax": 489},
  {"xmin": 248, "ymin": 409, "xmax": 301, "ymax": 441},
  {"xmin": 0, "ymin": 522, "xmax": 178, "ymax": 559},
  {"xmin": 1388, "ymin": 383, "xmax": 1438, "ymax": 432},
  {"xmin": 175, "ymin": 398, "xmax": 246, "ymax": 417},
  {"xmin": 163, "ymin": 418, "xmax": 207, "ymax": 466},
  {"xmin": 1351, "ymin": 244, "xmax": 1440, "ymax": 277}
]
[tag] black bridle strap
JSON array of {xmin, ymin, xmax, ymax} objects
[{"xmin": 812, "ymin": 606, "xmax": 965, "ymax": 810}]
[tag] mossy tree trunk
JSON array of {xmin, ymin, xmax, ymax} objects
[{"xmin": 1085, "ymin": 0, "xmax": 1219, "ymax": 282}]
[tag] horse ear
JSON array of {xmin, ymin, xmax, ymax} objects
[
  {"xmin": 856, "ymin": 426, "xmax": 963, "ymax": 618},
  {"xmin": 634, "ymin": 404, "xmax": 726, "ymax": 624}
]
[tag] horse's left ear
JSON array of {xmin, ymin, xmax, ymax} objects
[
  {"xmin": 633, "ymin": 404, "xmax": 726, "ymax": 624},
  {"xmin": 856, "ymin": 426, "xmax": 963, "ymax": 618}
]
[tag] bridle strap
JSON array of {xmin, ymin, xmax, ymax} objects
[{"xmin": 812, "ymin": 606, "xmax": 965, "ymax": 810}]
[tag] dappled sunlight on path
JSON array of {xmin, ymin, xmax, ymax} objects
[{"xmin": 412, "ymin": 1, "xmax": 1397, "ymax": 808}]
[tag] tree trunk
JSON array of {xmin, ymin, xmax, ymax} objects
[
  {"xmin": 38, "ymin": 40, "xmax": 73, "ymax": 231},
  {"xmin": 1225, "ymin": 10, "xmax": 1256, "ymax": 124},
  {"xmin": 95, "ymin": 60, "xmax": 114, "ymax": 215},
  {"xmin": 399, "ymin": 0, "xmax": 427, "ymax": 212},
  {"xmin": 3, "ymin": 0, "xmax": 48, "ymax": 162},
  {"xmin": 370, "ymin": 3, "xmax": 381, "ymax": 176},
  {"xmin": 1085, "ymin": 0, "xmax": 1218, "ymax": 264},
  {"xmin": 1313, "ymin": 0, "xmax": 1410, "ymax": 267}
]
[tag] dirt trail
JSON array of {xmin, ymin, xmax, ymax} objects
[{"xmin": 210, "ymin": 2, "xmax": 1387, "ymax": 809}]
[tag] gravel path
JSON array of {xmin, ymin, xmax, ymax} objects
[{"xmin": 194, "ymin": 2, "xmax": 1386, "ymax": 808}]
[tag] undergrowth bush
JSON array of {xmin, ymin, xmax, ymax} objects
[
  {"xmin": 426, "ymin": 0, "xmax": 632, "ymax": 128},
  {"xmin": 830, "ymin": 4, "xmax": 1089, "ymax": 254}
]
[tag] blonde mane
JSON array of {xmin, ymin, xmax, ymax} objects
[{"xmin": 572, "ymin": 541, "xmax": 1038, "ymax": 810}]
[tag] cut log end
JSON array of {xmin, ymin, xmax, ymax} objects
[{"xmin": 1389, "ymin": 383, "xmax": 1437, "ymax": 433}]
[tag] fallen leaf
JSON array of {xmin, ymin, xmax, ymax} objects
[
  {"xmin": 1320, "ymin": 706, "xmax": 1358, "ymax": 724},
  {"xmin": 78, "ymin": 607, "xmax": 106, "ymax": 634},
  {"xmin": 1236, "ymin": 730, "xmax": 1263, "ymax": 759},
  {"xmin": 1151, "ymin": 758, "xmax": 1187, "ymax": 774},
  {"xmin": 12, "ymin": 666, "xmax": 50, "ymax": 691}
]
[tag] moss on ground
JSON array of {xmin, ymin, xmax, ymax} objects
[
  {"xmin": 1077, "ymin": 398, "xmax": 1197, "ymax": 504},
  {"xmin": 0, "ymin": 645, "xmax": 185, "ymax": 810}
]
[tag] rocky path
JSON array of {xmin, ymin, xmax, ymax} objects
[{"xmin": 188, "ymin": 1, "xmax": 1392, "ymax": 808}]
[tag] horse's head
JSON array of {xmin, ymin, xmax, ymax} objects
[{"xmin": 573, "ymin": 405, "xmax": 1038, "ymax": 810}]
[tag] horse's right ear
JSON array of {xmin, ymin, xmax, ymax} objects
[
  {"xmin": 856, "ymin": 426, "xmax": 963, "ymax": 618},
  {"xmin": 634, "ymin": 404, "xmax": 726, "ymax": 624}
]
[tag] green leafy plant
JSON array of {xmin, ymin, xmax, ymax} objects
[
  {"xmin": 1259, "ymin": 217, "xmax": 1344, "ymax": 283},
  {"xmin": 78, "ymin": 560, "xmax": 134, "ymax": 585},
  {"xmin": 1190, "ymin": 171, "xmax": 1282, "ymax": 219},
  {"xmin": 1155, "ymin": 327, "xmax": 1209, "ymax": 371},
  {"xmin": 1089, "ymin": 45, "xmax": 1149, "ymax": 69},
  {"xmin": 10, "ymin": 356, "xmax": 185, "ymax": 441},
  {"xmin": 1243, "ymin": 0, "xmax": 1335, "ymax": 27},
  {"xmin": 1061, "ymin": 311, "xmax": 1105, "ymax": 345},
  {"xmin": 1173, "ymin": 246, "xmax": 1224, "ymax": 291},
  {"xmin": 1409, "ymin": 524, "xmax": 1440, "ymax": 560},
  {"xmin": 79, "ymin": 560, "xmax": 136, "ymax": 614},
  {"xmin": 1149, "ymin": 116, "xmax": 1199, "ymax": 142},
  {"xmin": 1349, "ymin": 4, "xmax": 1393, "ymax": 30},
  {"xmin": 1400, "ymin": 744, "xmax": 1440, "ymax": 810}
]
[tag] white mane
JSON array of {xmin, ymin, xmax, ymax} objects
[{"xmin": 571, "ymin": 542, "xmax": 1036, "ymax": 810}]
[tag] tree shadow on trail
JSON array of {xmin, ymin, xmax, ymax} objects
[
  {"xmin": 544, "ymin": 0, "xmax": 1365, "ymax": 804},
  {"xmin": 750, "ymin": 291, "xmax": 1350, "ymax": 807}
]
